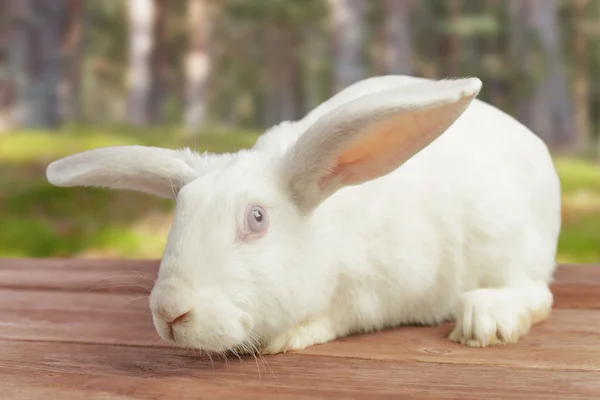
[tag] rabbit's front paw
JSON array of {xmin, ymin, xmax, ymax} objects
[
  {"xmin": 449, "ymin": 282, "xmax": 552, "ymax": 347},
  {"xmin": 449, "ymin": 289, "xmax": 531, "ymax": 347},
  {"xmin": 262, "ymin": 317, "xmax": 336, "ymax": 355}
]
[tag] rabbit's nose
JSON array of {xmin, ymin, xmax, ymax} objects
[
  {"xmin": 169, "ymin": 311, "xmax": 191, "ymax": 325},
  {"xmin": 154, "ymin": 304, "xmax": 193, "ymax": 325},
  {"xmin": 149, "ymin": 278, "xmax": 194, "ymax": 324},
  {"xmin": 163, "ymin": 310, "xmax": 192, "ymax": 342}
]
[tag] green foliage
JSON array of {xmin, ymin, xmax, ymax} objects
[
  {"xmin": 226, "ymin": 0, "xmax": 328, "ymax": 22},
  {"xmin": 0, "ymin": 128, "xmax": 598, "ymax": 263},
  {"xmin": 28, "ymin": 0, "xmax": 594, "ymax": 152}
]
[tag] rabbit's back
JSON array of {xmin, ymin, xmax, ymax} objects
[{"xmin": 317, "ymin": 96, "xmax": 561, "ymax": 326}]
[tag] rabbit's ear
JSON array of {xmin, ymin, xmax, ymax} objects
[
  {"xmin": 282, "ymin": 77, "xmax": 482, "ymax": 213},
  {"xmin": 46, "ymin": 145, "xmax": 200, "ymax": 198}
]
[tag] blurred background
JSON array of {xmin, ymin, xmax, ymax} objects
[{"xmin": 0, "ymin": 0, "xmax": 598, "ymax": 263}]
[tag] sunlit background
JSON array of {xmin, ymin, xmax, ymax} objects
[{"xmin": 0, "ymin": 0, "xmax": 598, "ymax": 263}]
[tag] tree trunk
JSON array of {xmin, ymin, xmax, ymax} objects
[
  {"xmin": 484, "ymin": 0, "xmax": 504, "ymax": 108},
  {"xmin": 572, "ymin": 0, "xmax": 591, "ymax": 153},
  {"xmin": 6, "ymin": 0, "xmax": 30, "ymax": 130},
  {"xmin": 0, "ymin": 0, "xmax": 13, "ymax": 132},
  {"xmin": 127, "ymin": 0, "xmax": 155, "ymax": 126},
  {"xmin": 530, "ymin": 0, "xmax": 575, "ymax": 149},
  {"xmin": 60, "ymin": 0, "xmax": 84, "ymax": 123},
  {"xmin": 329, "ymin": 0, "xmax": 366, "ymax": 93},
  {"xmin": 148, "ymin": 0, "xmax": 169, "ymax": 124},
  {"xmin": 264, "ymin": 22, "xmax": 300, "ymax": 127},
  {"xmin": 185, "ymin": 0, "xmax": 212, "ymax": 134},
  {"xmin": 383, "ymin": 0, "xmax": 413, "ymax": 75},
  {"xmin": 303, "ymin": 29, "xmax": 328, "ymax": 114},
  {"xmin": 442, "ymin": 0, "xmax": 461, "ymax": 77},
  {"xmin": 509, "ymin": 0, "xmax": 576, "ymax": 149},
  {"xmin": 8, "ymin": 0, "xmax": 65, "ymax": 129},
  {"xmin": 507, "ymin": 0, "xmax": 532, "ymax": 120}
]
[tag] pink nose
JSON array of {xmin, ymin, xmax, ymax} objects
[{"xmin": 169, "ymin": 311, "xmax": 191, "ymax": 325}]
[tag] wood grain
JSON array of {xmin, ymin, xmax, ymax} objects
[
  {"xmin": 0, "ymin": 258, "xmax": 158, "ymax": 293},
  {"xmin": 0, "ymin": 289, "xmax": 157, "ymax": 347},
  {"xmin": 1, "ymin": 259, "xmax": 599, "ymax": 399},
  {"xmin": 1, "ymin": 339, "xmax": 599, "ymax": 399}
]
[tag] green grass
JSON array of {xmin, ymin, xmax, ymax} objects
[
  {"xmin": 0, "ymin": 127, "xmax": 599, "ymax": 264},
  {"xmin": 554, "ymin": 157, "xmax": 600, "ymax": 196},
  {"xmin": 554, "ymin": 157, "xmax": 600, "ymax": 264}
]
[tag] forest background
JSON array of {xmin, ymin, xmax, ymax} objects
[{"xmin": 0, "ymin": 0, "xmax": 598, "ymax": 264}]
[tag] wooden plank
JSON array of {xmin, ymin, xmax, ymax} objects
[
  {"xmin": 0, "ymin": 373, "xmax": 335, "ymax": 400},
  {"xmin": 0, "ymin": 258, "xmax": 159, "ymax": 271},
  {"xmin": 552, "ymin": 286, "xmax": 600, "ymax": 309},
  {"xmin": 0, "ymin": 288, "xmax": 149, "ymax": 313},
  {"xmin": 553, "ymin": 264, "xmax": 600, "ymax": 284},
  {"xmin": 0, "ymin": 258, "xmax": 158, "ymax": 293},
  {"xmin": 0, "ymin": 288, "xmax": 599, "ymax": 370},
  {"xmin": 1, "ymin": 259, "xmax": 599, "ymax": 310},
  {"xmin": 551, "ymin": 265, "xmax": 600, "ymax": 309},
  {"xmin": 0, "ymin": 289, "xmax": 157, "ymax": 347},
  {"xmin": 0, "ymin": 339, "xmax": 599, "ymax": 399},
  {"xmin": 0, "ymin": 309, "xmax": 157, "ymax": 347},
  {"xmin": 301, "ymin": 310, "xmax": 600, "ymax": 371},
  {"xmin": 1, "ymin": 260, "xmax": 599, "ymax": 398}
]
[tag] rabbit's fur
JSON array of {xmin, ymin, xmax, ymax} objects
[{"xmin": 46, "ymin": 76, "xmax": 561, "ymax": 354}]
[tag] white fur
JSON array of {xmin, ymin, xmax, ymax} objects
[{"xmin": 46, "ymin": 75, "xmax": 561, "ymax": 354}]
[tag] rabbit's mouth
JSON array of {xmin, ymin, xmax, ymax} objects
[
  {"xmin": 175, "ymin": 337, "xmax": 266, "ymax": 359},
  {"xmin": 151, "ymin": 306, "xmax": 262, "ymax": 356}
]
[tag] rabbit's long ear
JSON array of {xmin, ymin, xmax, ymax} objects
[
  {"xmin": 46, "ymin": 145, "xmax": 200, "ymax": 199},
  {"xmin": 282, "ymin": 78, "xmax": 482, "ymax": 213}
]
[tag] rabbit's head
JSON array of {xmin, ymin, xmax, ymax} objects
[{"xmin": 46, "ymin": 77, "xmax": 481, "ymax": 352}]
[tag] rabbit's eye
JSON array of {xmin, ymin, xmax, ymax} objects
[{"xmin": 246, "ymin": 205, "xmax": 268, "ymax": 235}]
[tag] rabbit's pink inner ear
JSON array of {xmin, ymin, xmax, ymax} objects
[{"xmin": 320, "ymin": 96, "xmax": 472, "ymax": 189}]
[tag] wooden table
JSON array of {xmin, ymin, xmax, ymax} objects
[{"xmin": 1, "ymin": 259, "xmax": 599, "ymax": 399}]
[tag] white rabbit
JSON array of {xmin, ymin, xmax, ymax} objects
[{"xmin": 46, "ymin": 76, "xmax": 561, "ymax": 355}]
